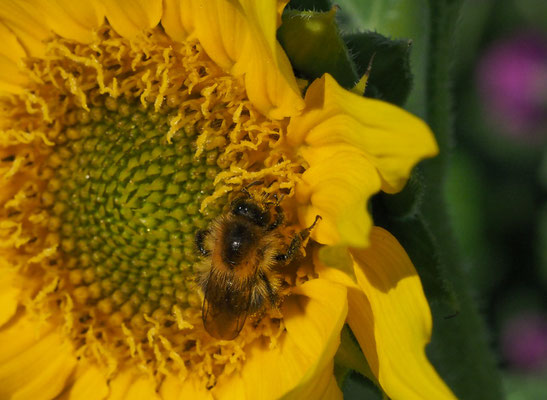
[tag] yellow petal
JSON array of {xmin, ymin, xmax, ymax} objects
[
  {"xmin": 160, "ymin": 375, "xmax": 213, "ymax": 400},
  {"xmin": 36, "ymin": 0, "xmax": 104, "ymax": 43},
  {"xmin": 237, "ymin": 0, "xmax": 278, "ymax": 58},
  {"xmin": 101, "ymin": 0, "xmax": 162, "ymax": 38},
  {"xmin": 284, "ymin": 362, "xmax": 342, "ymax": 400},
  {"xmin": 296, "ymin": 144, "xmax": 380, "ymax": 247},
  {"xmin": 281, "ymin": 279, "xmax": 347, "ymax": 399},
  {"xmin": 0, "ymin": 0, "xmax": 51, "ymax": 57},
  {"xmin": 0, "ymin": 21, "xmax": 28, "ymax": 95},
  {"xmin": 109, "ymin": 369, "xmax": 160, "ymax": 400},
  {"xmin": 238, "ymin": 2, "xmax": 305, "ymax": 120},
  {"xmin": 189, "ymin": 0, "xmax": 247, "ymax": 70},
  {"xmin": 60, "ymin": 365, "xmax": 108, "ymax": 400},
  {"xmin": 276, "ymin": 1, "xmax": 290, "ymax": 27},
  {"xmin": 348, "ymin": 227, "xmax": 456, "ymax": 399},
  {"xmin": 288, "ymin": 74, "xmax": 438, "ymax": 193},
  {"xmin": 191, "ymin": 0, "xmax": 304, "ymax": 119},
  {"xmin": 318, "ymin": 365, "xmax": 343, "ymax": 400},
  {"xmin": 0, "ymin": 314, "xmax": 77, "ymax": 400},
  {"xmin": 0, "ymin": 267, "xmax": 20, "ymax": 326},
  {"xmin": 213, "ymin": 373, "xmax": 246, "ymax": 400},
  {"xmin": 161, "ymin": 0, "xmax": 196, "ymax": 41},
  {"xmin": 218, "ymin": 278, "xmax": 346, "ymax": 399}
]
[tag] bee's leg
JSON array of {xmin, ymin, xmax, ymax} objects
[
  {"xmin": 275, "ymin": 215, "xmax": 321, "ymax": 263},
  {"xmin": 267, "ymin": 205, "xmax": 284, "ymax": 231},
  {"xmin": 195, "ymin": 229, "xmax": 210, "ymax": 256}
]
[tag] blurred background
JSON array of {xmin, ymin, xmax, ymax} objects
[
  {"xmin": 448, "ymin": 0, "xmax": 547, "ymax": 398},
  {"xmin": 332, "ymin": 0, "xmax": 547, "ymax": 398}
]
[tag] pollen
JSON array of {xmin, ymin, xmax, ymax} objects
[{"xmin": 0, "ymin": 25, "xmax": 304, "ymax": 386}]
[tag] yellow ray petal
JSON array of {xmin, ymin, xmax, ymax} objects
[
  {"xmin": 0, "ymin": 267, "xmax": 20, "ymax": 326},
  {"xmin": 161, "ymin": 0, "xmax": 197, "ymax": 42},
  {"xmin": 0, "ymin": 0, "xmax": 51, "ymax": 57},
  {"xmin": 313, "ymin": 247, "xmax": 380, "ymax": 385},
  {"xmin": 36, "ymin": 0, "xmax": 104, "ymax": 43},
  {"xmin": 284, "ymin": 362, "xmax": 342, "ymax": 400},
  {"xmin": 100, "ymin": 0, "xmax": 162, "ymax": 38},
  {"xmin": 0, "ymin": 314, "xmax": 77, "ymax": 400},
  {"xmin": 318, "ymin": 364, "xmax": 343, "ymax": 400},
  {"xmin": 189, "ymin": 0, "xmax": 247, "ymax": 71},
  {"xmin": 296, "ymin": 144, "xmax": 380, "ymax": 247},
  {"xmin": 161, "ymin": 375, "xmax": 214, "ymax": 400},
  {"xmin": 123, "ymin": 375, "xmax": 160, "ymax": 400},
  {"xmin": 191, "ymin": 0, "xmax": 304, "ymax": 119},
  {"xmin": 60, "ymin": 364, "xmax": 108, "ymax": 400},
  {"xmin": 288, "ymin": 74, "xmax": 438, "ymax": 193},
  {"xmin": 109, "ymin": 369, "xmax": 160, "ymax": 400},
  {"xmin": 237, "ymin": 0, "xmax": 304, "ymax": 119},
  {"xmin": 231, "ymin": 278, "xmax": 347, "ymax": 399},
  {"xmin": 348, "ymin": 227, "xmax": 456, "ymax": 400},
  {"xmin": 276, "ymin": 1, "xmax": 290, "ymax": 26},
  {"xmin": 237, "ymin": 1, "xmax": 278, "ymax": 60},
  {"xmin": 0, "ymin": 21, "xmax": 28, "ymax": 95}
]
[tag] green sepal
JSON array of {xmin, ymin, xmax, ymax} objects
[
  {"xmin": 278, "ymin": 8, "xmax": 359, "ymax": 88},
  {"xmin": 373, "ymin": 170, "xmax": 424, "ymax": 220},
  {"xmin": 344, "ymin": 31, "xmax": 413, "ymax": 105},
  {"xmin": 287, "ymin": 0, "xmax": 332, "ymax": 11}
]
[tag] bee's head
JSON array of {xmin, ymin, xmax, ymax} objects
[{"xmin": 230, "ymin": 197, "xmax": 270, "ymax": 227}]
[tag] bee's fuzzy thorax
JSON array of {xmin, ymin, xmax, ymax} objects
[{"xmin": 194, "ymin": 194, "xmax": 306, "ymax": 340}]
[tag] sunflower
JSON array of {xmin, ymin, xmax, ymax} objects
[{"xmin": 0, "ymin": 0, "xmax": 456, "ymax": 399}]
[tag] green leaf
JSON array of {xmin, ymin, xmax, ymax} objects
[
  {"xmin": 278, "ymin": 8, "xmax": 359, "ymax": 88},
  {"xmin": 344, "ymin": 31, "xmax": 413, "ymax": 105},
  {"xmin": 287, "ymin": 0, "xmax": 332, "ymax": 11}
]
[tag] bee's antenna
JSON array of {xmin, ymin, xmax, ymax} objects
[
  {"xmin": 241, "ymin": 180, "xmax": 264, "ymax": 198},
  {"xmin": 273, "ymin": 193, "xmax": 285, "ymax": 206}
]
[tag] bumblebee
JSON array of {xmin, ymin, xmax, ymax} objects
[{"xmin": 195, "ymin": 187, "xmax": 320, "ymax": 340}]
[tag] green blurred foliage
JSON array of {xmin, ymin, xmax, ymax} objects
[
  {"xmin": 344, "ymin": 32, "xmax": 413, "ymax": 105},
  {"xmin": 287, "ymin": 0, "xmax": 331, "ymax": 11},
  {"xmin": 504, "ymin": 372, "xmax": 547, "ymax": 400},
  {"xmin": 342, "ymin": 372, "xmax": 383, "ymax": 400},
  {"xmin": 449, "ymin": 0, "xmax": 547, "ymax": 397},
  {"xmin": 278, "ymin": 8, "xmax": 415, "ymax": 104},
  {"xmin": 278, "ymin": 8, "xmax": 359, "ymax": 88},
  {"xmin": 335, "ymin": 0, "xmax": 430, "ymax": 117},
  {"xmin": 282, "ymin": 0, "xmax": 547, "ymax": 398}
]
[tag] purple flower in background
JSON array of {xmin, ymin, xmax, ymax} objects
[
  {"xmin": 477, "ymin": 32, "xmax": 547, "ymax": 142},
  {"xmin": 501, "ymin": 313, "xmax": 547, "ymax": 371}
]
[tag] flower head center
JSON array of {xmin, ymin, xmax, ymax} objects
[
  {"xmin": 44, "ymin": 97, "xmax": 222, "ymax": 329},
  {"xmin": 0, "ymin": 24, "xmax": 306, "ymax": 385}
]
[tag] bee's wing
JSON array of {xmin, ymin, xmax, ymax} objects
[
  {"xmin": 202, "ymin": 282, "xmax": 250, "ymax": 340},
  {"xmin": 202, "ymin": 298, "xmax": 248, "ymax": 340}
]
